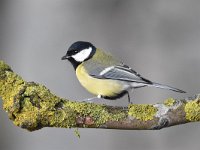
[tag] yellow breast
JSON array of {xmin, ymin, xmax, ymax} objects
[{"xmin": 76, "ymin": 63, "xmax": 123, "ymax": 97}]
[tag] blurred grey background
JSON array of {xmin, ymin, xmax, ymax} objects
[{"xmin": 0, "ymin": 0, "xmax": 200, "ymax": 150}]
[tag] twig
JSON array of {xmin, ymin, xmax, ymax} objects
[{"xmin": 0, "ymin": 60, "xmax": 199, "ymax": 131}]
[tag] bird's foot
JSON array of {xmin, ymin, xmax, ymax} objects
[{"xmin": 82, "ymin": 95, "xmax": 101, "ymax": 103}]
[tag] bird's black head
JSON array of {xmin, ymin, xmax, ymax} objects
[{"xmin": 62, "ymin": 41, "xmax": 96, "ymax": 69}]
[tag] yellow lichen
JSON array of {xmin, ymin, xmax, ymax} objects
[
  {"xmin": 128, "ymin": 104, "xmax": 157, "ymax": 121},
  {"xmin": 185, "ymin": 100, "xmax": 200, "ymax": 121},
  {"xmin": 0, "ymin": 61, "xmax": 12, "ymax": 72},
  {"xmin": 23, "ymin": 84, "xmax": 60, "ymax": 110},
  {"xmin": 64, "ymin": 101, "xmax": 126, "ymax": 126},
  {"xmin": 14, "ymin": 111, "xmax": 38, "ymax": 131},
  {"xmin": 164, "ymin": 98, "xmax": 175, "ymax": 107},
  {"xmin": 10, "ymin": 83, "xmax": 78, "ymax": 129},
  {"xmin": 0, "ymin": 61, "xmax": 127, "ymax": 130},
  {"xmin": 0, "ymin": 67, "xmax": 25, "ymax": 116},
  {"xmin": 40, "ymin": 109, "xmax": 77, "ymax": 128}
]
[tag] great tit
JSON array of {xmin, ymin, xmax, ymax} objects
[{"xmin": 62, "ymin": 41, "xmax": 185, "ymax": 103}]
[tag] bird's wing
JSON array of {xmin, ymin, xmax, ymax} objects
[{"xmin": 89, "ymin": 64, "xmax": 152, "ymax": 84}]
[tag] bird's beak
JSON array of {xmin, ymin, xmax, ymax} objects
[{"xmin": 61, "ymin": 55, "xmax": 70, "ymax": 60}]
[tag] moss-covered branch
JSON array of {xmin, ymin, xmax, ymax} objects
[{"xmin": 0, "ymin": 60, "xmax": 199, "ymax": 131}]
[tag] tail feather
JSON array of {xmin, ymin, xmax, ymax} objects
[{"xmin": 150, "ymin": 82, "xmax": 186, "ymax": 93}]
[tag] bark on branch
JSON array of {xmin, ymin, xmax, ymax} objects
[{"xmin": 0, "ymin": 60, "xmax": 199, "ymax": 131}]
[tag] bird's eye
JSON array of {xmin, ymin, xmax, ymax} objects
[{"xmin": 73, "ymin": 49, "xmax": 78, "ymax": 54}]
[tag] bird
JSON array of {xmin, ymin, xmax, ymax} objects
[{"xmin": 61, "ymin": 41, "xmax": 185, "ymax": 103}]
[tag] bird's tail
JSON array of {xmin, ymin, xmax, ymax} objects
[{"xmin": 149, "ymin": 82, "xmax": 186, "ymax": 93}]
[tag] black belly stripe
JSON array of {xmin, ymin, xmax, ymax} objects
[{"xmin": 101, "ymin": 90, "xmax": 128, "ymax": 100}]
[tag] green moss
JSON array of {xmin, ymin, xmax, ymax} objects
[
  {"xmin": 164, "ymin": 98, "xmax": 176, "ymax": 107},
  {"xmin": 185, "ymin": 100, "xmax": 200, "ymax": 121},
  {"xmin": 41, "ymin": 109, "xmax": 77, "ymax": 128},
  {"xmin": 128, "ymin": 104, "xmax": 157, "ymax": 121},
  {"xmin": 0, "ymin": 61, "xmax": 127, "ymax": 130},
  {"xmin": 14, "ymin": 111, "xmax": 38, "ymax": 130},
  {"xmin": 0, "ymin": 72, "xmax": 24, "ymax": 100},
  {"xmin": 14, "ymin": 96, "xmax": 123, "ymax": 130},
  {"xmin": 0, "ymin": 69, "xmax": 25, "ymax": 116},
  {"xmin": 64, "ymin": 101, "xmax": 126, "ymax": 126},
  {"xmin": 74, "ymin": 128, "xmax": 80, "ymax": 138},
  {"xmin": 23, "ymin": 84, "xmax": 60, "ymax": 109},
  {"xmin": 10, "ymin": 83, "xmax": 78, "ymax": 130},
  {"xmin": 0, "ymin": 61, "xmax": 12, "ymax": 72}
]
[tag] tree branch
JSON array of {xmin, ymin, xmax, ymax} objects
[{"xmin": 0, "ymin": 60, "xmax": 199, "ymax": 131}]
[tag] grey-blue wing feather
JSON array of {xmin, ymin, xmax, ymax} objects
[
  {"xmin": 88, "ymin": 63, "xmax": 152, "ymax": 84},
  {"xmin": 103, "ymin": 65, "xmax": 152, "ymax": 83}
]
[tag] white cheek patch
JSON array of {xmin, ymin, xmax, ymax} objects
[{"xmin": 72, "ymin": 47, "xmax": 92, "ymax": 62}]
